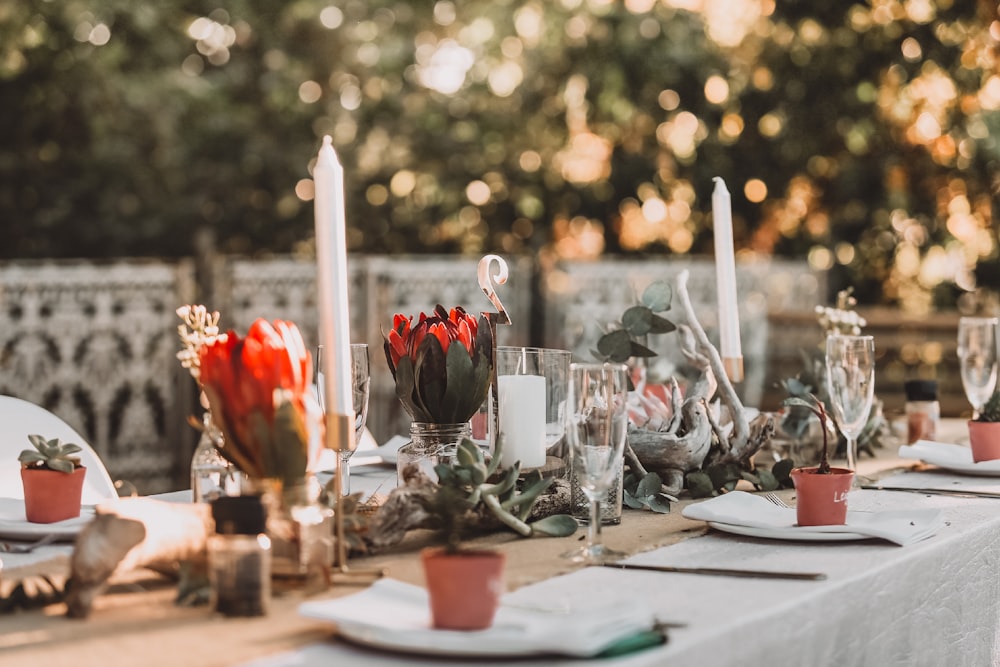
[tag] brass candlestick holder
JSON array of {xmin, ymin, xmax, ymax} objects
[{"xmin": 477, "ymin": 254, "xmax": 512, "ymax": 459}]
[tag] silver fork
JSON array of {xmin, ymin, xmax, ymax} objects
[
  {"xmin": 762, "ymin": 492, "xmax": 791, "ymax": 509},
  {"xmin": 0, "ymin": 533, "xmax": 59, "ymax": 553}
]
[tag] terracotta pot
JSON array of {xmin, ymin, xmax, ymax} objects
[
  {"xmin": 20, "ymin": 466, "xmax": 86, "ymax": 523},
  {"xmin": 421, "ymin": 547, "xmax": 506, "ymax": 630},
  {"xmin": 790, "ymin": 466, "xmax": 853, "ymax": 527},
  {"xmin": 968, "ymin": 421, "xmax": 1000, "ymax": 463}
]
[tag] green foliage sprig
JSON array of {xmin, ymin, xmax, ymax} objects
[
  {"xmin": 623, "ymin": 471, "xmax": 675, "ymax": 513},
  {"xmin": 425, "ymin": 438, "xmax": 578, "ymax": 552},
  {"xmin": 593, "ymin": 281, "xmax": 675, "ymax": 363},
  {"xmin": 685, "ymin": 460, "xmax": 794, "ymax": 498},
  {"xmin": 18, "ymin": 435, "xmax": 83, "ymax": 474}
]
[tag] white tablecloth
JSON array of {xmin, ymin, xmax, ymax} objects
[{"xmin": 244, "ymin": 469, "xmax": 1000, "ymax": 667}]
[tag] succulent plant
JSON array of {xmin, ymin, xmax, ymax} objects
[
  {"xmin": 782, "ymin": 394, "xmax": 835, "ymax": 474},
  {"xmin": 425, "ymin": 438, "xmax": 578, "ymax": 552},
  {"xmin": 18, "ymin": 434, "xmax": 83, "ymax": 474},
  {"xmin": 974, "ymin": 391, "xmax": 1000, "ymax": 423}
]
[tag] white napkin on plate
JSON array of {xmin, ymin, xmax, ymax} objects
[
  {"xmin": 682, "ymin": 491, "xmax": 942, "ymax": 546},
  {"xmin": 899, "ymin": 440, "xmax": 1000, "ymax": 472},
  {"xmin": 299, "ymin": 578, "xmax": 656, "ymax": 658}
]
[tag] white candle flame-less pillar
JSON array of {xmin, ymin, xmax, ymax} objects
[
  {"xmin": 313, "ymin": 135, "xmax": 356, "ymax": 452},
  {"xmin": 498, "ymin": 374, "xmax": 546, "ymax": 469},
  {"xmin": 712, "ymin": 177, "xmax": 743, "ymax": 382}
]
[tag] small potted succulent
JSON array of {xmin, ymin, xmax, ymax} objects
[
  {"xmin": 969, "ymin": 390, "xmax": 1000, "ymax": 463},
  {"xmin": 782, "ymin": 395, "xmax": 853, "ymax": 526},
  {"xmin": 18, "ymin": 434, "xmax": 87, "ymax": 523},
  {"xmin": 419, "ymin": 437, "xmax": 577, "ymax": 630}
]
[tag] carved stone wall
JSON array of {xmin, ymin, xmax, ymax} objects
[{"xmin": 0, "ymin": 261, "xmax": 196, "ymax": 494}]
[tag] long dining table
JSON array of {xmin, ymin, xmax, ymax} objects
[{"xmin": 3, "ymin": 420, "xmax": 1000, "ymax": 667}]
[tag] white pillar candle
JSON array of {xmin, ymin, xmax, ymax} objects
[
  {"xmin": 712, "ymin": 176, "xmax": 743, "ymax": 382},
  {"xmin": 498, "ymin": 374, "xmax": 546, "ymax": 469},
  {"xmin": 313, "ymin": 135, "xmax": 356, "ymax": 450}
]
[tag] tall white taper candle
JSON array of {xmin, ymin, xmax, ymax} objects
[
  {"xmin": 313, "ymin": 135, "xmax": 356, "ymax": 451},
  {"xmin": 712, "ymin": 177, "xmax": 743, "ymax": 382}
]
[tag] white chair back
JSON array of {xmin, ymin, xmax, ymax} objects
[{"xmin": 0, "ymin": 395, "xmax": 118, "ymax": 504}]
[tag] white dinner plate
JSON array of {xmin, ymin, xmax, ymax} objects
[
  {"xmin": 707, "ymin": 521, "xmax": 870, "ymax": 542},
  {"xmin": 899, "ymin": 440, "xmax": 1000, "ymax": 477},
  {"xmin": 300, "ymin": 578, "xmax": 655, "ymax": 658},
  {"xmin": 0, "ymin": 497, "xmax": 95, "ymax": 541}
]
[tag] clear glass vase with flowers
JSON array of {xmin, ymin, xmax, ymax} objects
[
  {"xmin": 198, "ymin": 318, "xmax": 332, "ymax": 581},
  {"xmin": 383, "ymin": 305, "xmax": 494, "ymax": 480}
]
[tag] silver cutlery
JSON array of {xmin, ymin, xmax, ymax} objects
[
  {"xmin": 860, "ymin": 484, "xmax": 1000, "ymax": 499},
  {"xmin": 762, "ymin": 492, "xmax": 792, "ymax": 508},
  {"xmin": 601, "ymin": 562, "xmax": 826, "ymax": 581}
]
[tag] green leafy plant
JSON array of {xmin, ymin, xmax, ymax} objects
[
  {"xmin": 973, "ymin": 391, "xmax": 1000, "ymax": 423},
  {"xmin": 18, "ymin": 435, "xmax": 83, "ymax": 474},
  {"xmin": 782, "ymin": 394, "xmax": 835, "ymax": 474},
  {"xmin": 593, "ymin": 281, "xmax": 675, "ymax": 364},
  {"xmin": 424, "ymin": 438, "xmax": 578, "ymax": 552},
  {"xmin": 685, "ymin": 460, "xmax": 794, "ymax": 498},
  {"xmin": 623, "ymin": 471, "xmax": 675, "ymax": 513}
]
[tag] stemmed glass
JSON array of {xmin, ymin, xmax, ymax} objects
[
  {"xmin": 316, "ymin": 343, "xmax": 370, "ymax": 496},
  {"xmin": 562, "ymin": 362, "xmax": 629, "ymax": 564},
  {"xmin": 957, "ymin": 317, "xmax": 998, "ymax": 418},
  {"xmin": 825, "ymin": 335, "xmax": 875, "ymax": 480}
]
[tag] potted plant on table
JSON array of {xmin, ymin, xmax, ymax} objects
[
  {"xmin": 420, "ymin": 437, "xmax": 578, "ymax": 630},
  {"xmin": 968, "ymin": 390, "xmax": 1000, "ymax": 463},
  {"xmin": 19, "ymin": 434, "xmax": 87, "ymax": 523},
  {"xmin": 782, "ymin": 395, "xmax": 852, "ymax": 526}
]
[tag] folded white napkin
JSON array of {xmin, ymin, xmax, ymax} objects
[
  {"xmin": 899, "ymin": 440, "xmax": 1000, "ymax": 472},
  {"xmin": 682, "ymin": 491, "xmax": 942, "ymax": 546},
  {"xmin": 299, "ymin": 578, "xmax": 656, "ymax": 658}
]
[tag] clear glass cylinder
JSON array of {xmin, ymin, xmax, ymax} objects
[
  {"xmin": 191, "ymin": 413, "xmax": 240, "ymax": 503},
  {"xmin": 569, "ymin": 451, "xmax": 624, "ymax": 525},
  {"xmin": 396, "ymin": 422, "xmax": 472, "ymax": 483},
  {"xmin": 251, "ymin": 475, "xmax": 334, "ymax": 580}
]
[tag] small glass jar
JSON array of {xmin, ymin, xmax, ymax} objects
[
  {"xmin": 396, "ymin": 422, "xmax": 471, "ymax": 483},
  {"xmin": 191, "ymin": 413, "xmax": 240, "ymax": 503},
  {"xmin": 209, "ymin": 495, "xmax": 271, "ymax": 617},
  {"xmin": 904, "ymin": 379, "xmax": 939, "ymax": 444}
]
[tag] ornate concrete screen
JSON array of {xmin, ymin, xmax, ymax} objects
[{"xmin": 0, "ymin": 260, "xmax": 196, "ymax": 494}]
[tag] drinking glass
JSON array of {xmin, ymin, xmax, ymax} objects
[
  {"xmin": 957, "ymin": 317, "xmax": 998, "ymax": 417},
  {"xmin": 561, "ymin": 362, "xmax": 629, "ymax": 564},
  {"xmin": 316, "ymin": 343, "xmax": 370, "ymax": 496},
  {"xmin": 825, "ymin": 335, "xmax": 875, "ymax": 478}
]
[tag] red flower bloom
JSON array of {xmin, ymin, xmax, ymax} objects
[
  {"xmin": 200, "ymin": 318, "xmax": 320, "ymax": 483},
  {"xmin": 383, "ymin": 305, "xmax": 492, "ymax": 424}
]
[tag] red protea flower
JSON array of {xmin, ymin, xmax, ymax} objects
[
  {"xmin": 383, "ymin": 305, "xmax": 493, "ymax": 424},
  {"xmin": 199, "ymin": 318, "xmax": 320, "ymax": 484}
]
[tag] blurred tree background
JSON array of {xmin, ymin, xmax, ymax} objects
[{"xmin": 1, "ymin": 0, "xmax": 998, "ymax": 311}]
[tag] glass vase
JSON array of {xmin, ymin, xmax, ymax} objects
[
  {"xmin": 248, "ymin": 475, "xmax": 333, "ymax": 582},
  {"xmin": 396, "ymin": 422, "xmax": 472, "ymax": 483},
  {"xmin": 191, "ymin": 412, "xmax": 240, "ymax": 503}
]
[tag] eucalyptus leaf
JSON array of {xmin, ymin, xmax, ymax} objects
[
  {"xmin": 629, "ymin": 341, "xmax": 658, "ymax": 358},
  {"xmin": 641, "ymin": 281, "xmax": 672, "ymax": 312},
  {"xmin": 596, "ymin": 329, "xmax": 633, "ymax": 362},
  {"xmin": 528, "ymin": 514, "xmax": 578, "ymax": 537},
  {"xmin": 623, "ymin": 489, "xmax": 644, "ymax": 509},
  {"xmin": 622, "ymin": 306, "xmax": 654, "ymax": 336},
  {"xmin": 645, "ymin": 495, "xmax": 672, "ymax": 513},
  {"xmin": 756, "ymin": 468, "xmax": 779, "ymax": 491},
  {"xmin": 636, "ymin": 471, "xmax": 662, "ymax": 498},
  {"xmin": 646, "ymin": 314, "xmax": 676, "ymax": 334},
  {"xmin": 686, "ymin": 471, "xmax": 715, "ymax": 498}
]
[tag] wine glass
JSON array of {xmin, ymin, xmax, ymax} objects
[
  {"xmin": 957, "ymin": 316, "xmax": 998, "ymax": 418},
  {"xmin": 562, "ymin": 362, "xmax": 629, "ymax": 564},
  {"xmin": 316, "ymin": 343, "xmax": 370, "ymax": 496},
  {"xmin": 825, "ymin": 335, "xmax": 875, "ymax": 480}
]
